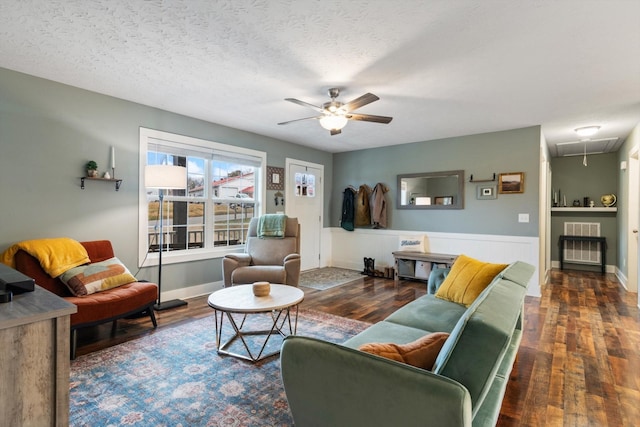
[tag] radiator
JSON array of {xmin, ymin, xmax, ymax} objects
[{"xmin": 563, "ymin": 222, "xmax": 601, "ymax": 264}]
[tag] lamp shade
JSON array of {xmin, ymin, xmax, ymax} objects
[{"xmin": 145, "ymin": 165, "xmax": 187, "ymax": 189}]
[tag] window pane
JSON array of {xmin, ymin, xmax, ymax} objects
[
  {"xmin": 187, "ymin": 157, "xmax": 206, "ymax": 198},
  {"xmin": 213, "ymin": 202, "xmax": 255, "ymax": 246},
  {"xmin": 212, "ymin": 160, "xmax": 255, "ymax": 199}
]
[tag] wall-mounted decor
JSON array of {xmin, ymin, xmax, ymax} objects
[
  {"xmin": 267, "ymin": 166, "xmax": 284, "ymax": 191},
  {"xmin": 498, "ymin": 172, "xmax": 524, "ymax": 194},
  {"xmin": 396, "ymin": 170, "xmax": 464, "ymax": 210},
  {"xmin": 476, "ymin": 184, "xmax": 497, "ymax": 200}
]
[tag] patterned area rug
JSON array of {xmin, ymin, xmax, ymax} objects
[
  {"xmin": 298, "ymin": 267, "xmax": 364, "ymax": 290},
  {"xmin": 70, "ymin": 309, "xmax": 369, "ymax": 426}
]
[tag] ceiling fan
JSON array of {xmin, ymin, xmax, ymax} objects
[{"xmin": 278, "ymin": 88, "xmax": 393, "ymax": 135}]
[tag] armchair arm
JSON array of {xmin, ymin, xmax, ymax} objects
[
  {"xmin": 283, "ymin": 253, "xmax": 300, "ymax": 263},
  {"xmin": 222, "ymin": 253, "xmax": 252, "ymax": 287},
  {"xmin": 283, "ymin": 254, "xmax": 301, "ymax": 286},
  {"xmin": 224, "ymin": 253, "xmax": 252, "ymax": 264},
  {"xmin": 281, "ymin": 336, "xmax": 472, "ymax": 427}
]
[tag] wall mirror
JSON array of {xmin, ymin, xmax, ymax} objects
[{"xmin": 397, "ymin": 170, "xmax": 464, "ymax": 209}]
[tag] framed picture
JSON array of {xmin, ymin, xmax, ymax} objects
[
  {"xmin": 267, "ymin": 166, "xmax": 284, "ymax": 191},
  {"xmin": 434, "ymin": 196, "xmax": 453, "ymax": 205},
  {"xmin": 476, "ymin": 184, "xmax": 497, "ymax": 200},
  {"xmin": 498, "ymin": 172, "xmax": 524, "ymax": 194}
]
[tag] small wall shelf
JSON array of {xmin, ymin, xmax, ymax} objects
[
  {"xmin": 80, "ymin": 177, "xmax": 123, "ymax": 191},
  {"xmin": 469, "ymin": 173, "xmax": 496, "ymax": 183},
  {"xmin": 551, "ymin": 207, "xmax": 617, "ymax": 213}
]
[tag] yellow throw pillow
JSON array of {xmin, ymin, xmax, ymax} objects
[
  {"xmin": 359, "ymin": 332, "xmax": 450, "ymax": 370},
  {"xmin": 435, "ymin": 254, "xmax": 508, "ymax": 306}
]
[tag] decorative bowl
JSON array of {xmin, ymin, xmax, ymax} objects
[{"xmin": 252, "ymin": 281, "xmax": 271, "ymax": 297}]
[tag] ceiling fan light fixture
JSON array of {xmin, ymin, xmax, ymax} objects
[
  {"xmin": 319, "ymin": 114, "xmax": 348, "ymax": 131},
  {"xmin": 575, "ymin": 126, "xmax": 600, "ymax": 137}
]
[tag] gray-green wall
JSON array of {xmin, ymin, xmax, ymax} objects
[
  {"xmin": 0, "ymin": 67, "xmax": 332, "ymax": 292},
  {"xmin": 331, "ymin": 126, "xmax": 541, "ymax": 236},
  {"xmin": 550, "ymin": 153, "xmax": 618, "ymax": 270}
]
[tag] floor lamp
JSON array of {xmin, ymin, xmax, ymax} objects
[{"xmin": 145, "ymin": 164, "xmax": 189, "ymax": 311}]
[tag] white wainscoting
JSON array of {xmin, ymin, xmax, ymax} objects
[{"xmin": 327, "ymin": 227, "xmax": 541, "ymax": 297}]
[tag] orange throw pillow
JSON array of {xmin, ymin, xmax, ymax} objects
[
  {"xmin": 435, "ymin": 254, "xmax": 508, "ymax": 306},
  {"xmin": 359, "ymin": 332, "xmax": 450, "ymax": 370}
]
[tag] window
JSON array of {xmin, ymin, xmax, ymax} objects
[{"xmin": 139, "ymin": 128, "xmax": 266, "ymax": 266}]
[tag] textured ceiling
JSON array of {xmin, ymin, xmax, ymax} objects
[{"xmin": 1, "ymin": 0, "xmax": 639, "ymax": 155}]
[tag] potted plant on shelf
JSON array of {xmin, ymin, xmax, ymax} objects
[{"xmin": 86, "ymin": 160, "xmax": 98, "ymax": 177}]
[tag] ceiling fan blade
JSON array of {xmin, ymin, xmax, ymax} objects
[
  {"xmin": 284, "ymin": 98, "xmax": 324, "ymax": 112},
  {"xmin": 277, "ymin": 116, "xmax": 321, "ymax": 125},
  {"xmin": 346, "ymin": 113, "xmax": 393, "ymax": 124},
  {"xmin": 330, "ymin": 128, "xmax": 342, "ymax": 136},
  {"xmin": 343, "ymin": 93, "xmax": 379, "ymax": 112}
]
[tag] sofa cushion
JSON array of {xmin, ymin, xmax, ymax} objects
[
  {"xmin": 231, "ymin": 265, "xmax": 287, "ymax": 285},
  {"xmin": 435, "ymin": 254, "xmax": 508, "ymax": 306},
  {"xmin": 59, "ymin": 257, "xmax": 136, "ymax": 296},
  {"xmin": 343, "ymin": 320, "xmax": 434, "ymax": 350},
  {"xmin": 359, "ymin": 332, "xmax": 450, "ymax": 370},
  {"xmin": 385, "ymin": 294, "xmax": 467, "ymax": 332},
  {"xmin": 67, "ymin": 281, "xmax": 158, "ymax": 327}
]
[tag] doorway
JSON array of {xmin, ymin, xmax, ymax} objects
[{"xmin": 285, "ymin": 159, "xmax": 324, "ymax": 271}]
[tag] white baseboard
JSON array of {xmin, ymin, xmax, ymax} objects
[
  {"xmin": 615, "ymin": 268, "xmax": 628, "ymax": 289},
  {"xmin": 161, "ymin": 280, "xmax": 224, "ymax": 303},
  {"xmin": 550, "ymin": 260, "xmax": 617, "ymax": 274}
]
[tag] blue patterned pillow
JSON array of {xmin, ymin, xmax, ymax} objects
[{"xmin": 59, "ymin": 257, "xmax": 136, "ymax": 296}]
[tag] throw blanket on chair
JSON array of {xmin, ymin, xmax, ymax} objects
[
  {"xmin": 257, "ymin": 214, "xmax": 287, "ymax": 238},
  {"xmin": 0, "ymin": 237, "xmax": 90, "ymax": 277}
]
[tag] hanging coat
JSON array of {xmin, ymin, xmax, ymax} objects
[
  {"xmin": 370, "ymin": 183, "xmax": 388, "ymax": 229},
  {"xmin": 341, "ymin": 187, "xmax": 356, "ymax": 231},
  {"xmin": 354, "ymin": 184, "xmax": 371, "ymax": 227}
]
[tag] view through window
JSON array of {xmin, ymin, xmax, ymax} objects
[{"xmin": 140, "ymin": 128, "xmax": 265, "ymax": 264}]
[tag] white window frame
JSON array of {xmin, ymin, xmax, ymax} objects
[{"xmin": 138, "ymin": 127, "xmax": 266, "ymax": 267}]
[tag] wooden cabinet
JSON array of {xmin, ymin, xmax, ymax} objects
[{"xmin": 0, "ymin": 286, "xmax": 77, "ymax": 426}]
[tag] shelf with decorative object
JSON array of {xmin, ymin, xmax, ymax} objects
[
  {"xmin": 551, "ymin": 207, "xmax": 617, "ymax": 213},
  {"xmin": 80, "ymin": 177, "xmax": 123, "ymax": 191}
]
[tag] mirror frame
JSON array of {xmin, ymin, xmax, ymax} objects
[{"xmin": 396, "ymin": 170, "xmax": 465, "ymax": 210}]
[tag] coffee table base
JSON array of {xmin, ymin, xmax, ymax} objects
[{"xmin": 214, "ymin": 306, "xmax": 299, "ymax": 362}]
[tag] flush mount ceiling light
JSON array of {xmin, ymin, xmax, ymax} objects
[{"xmin": 575, "ymin": 126, "xmax": 600, "ymax": 137}]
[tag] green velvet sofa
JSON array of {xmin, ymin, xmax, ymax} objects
[{"xmin": 280, "ymin": 260, "xmax": 535, "ymax": 427}]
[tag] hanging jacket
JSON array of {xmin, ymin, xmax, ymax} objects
[
  {"xmin": 341, "ymin": 187, "xmax": 356, "ymax": 231},
  {"xmin": 370, "ymin": 183, "xmax": 388, "ymax": 229},
  {"xmin": 355, "ymin": 184, "xmax": 372, "ymax": 227}
]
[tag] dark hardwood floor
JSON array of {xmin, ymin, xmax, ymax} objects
[{"xmin": 75, "ymin": 269, "xmax": 639, "ymax": 426}]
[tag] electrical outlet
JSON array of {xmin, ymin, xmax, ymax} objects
[{"xmin": 518, "ymin": 213, "xmax": 529, "ymax": 223}]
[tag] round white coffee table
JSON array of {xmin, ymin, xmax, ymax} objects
[{"xmin": 208, "ymin": 284, "xmax": 304, "ymax": 362}]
